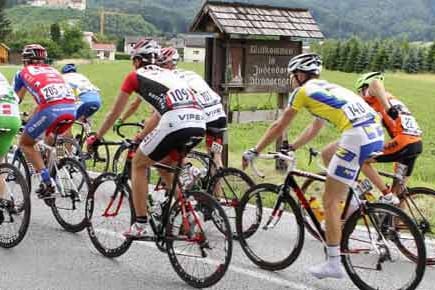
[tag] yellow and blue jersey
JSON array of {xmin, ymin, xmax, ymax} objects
[{"xmin": 289, "ymin": 79, "xmax": 378, "ymax": 132}]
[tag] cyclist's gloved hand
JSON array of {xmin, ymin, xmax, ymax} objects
[
  {"xmin": 242, "ymin": 148, "xmax": 258, "ymax": 169},
  {"xmin": 86, "ymin": 135, "xmax": 100, "ymax": 152},
  {"xmin": 387, "ymin": 106, "xmax": 399, "ymax": 120},
  {"xmin": 113, "ymin": 118, "xmax": 123, "ymax": 132},
  {"xmin": 280, "ymin": 140, "xmax": 295, "ymax": 153}
]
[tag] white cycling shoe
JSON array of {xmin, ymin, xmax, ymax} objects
[
  {"xmin": 308, "ymin": 260, "xmax": 345, "ymax": 279},
  {"xmin": 123, "ymin": 222, "xmax": 153, "ymax": 238},
  {"xmin": 379, "ymin": 193, "xmax": 400, "ymax": 206}
]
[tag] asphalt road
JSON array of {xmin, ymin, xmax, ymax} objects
[{"xmin": 0, "ymin": 181, "xmax": 434, "ymax": 290}]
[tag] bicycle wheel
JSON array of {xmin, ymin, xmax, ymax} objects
[
  {"xmin": 8, "ymin": 148, "xmax": 31, "ymax": 193},
  {"xmin": 397, "ymin": 186, "xmax": 435, "ymax": 265},
  {"xmin": 342, "ymin": 203, "xmax": 426, "ymax": 290},
  {"xmin": 208, "ymin": 167, "xmax": 255, "ymax": 237},
  {"xmin": 56, "ymin": 136, "xmax": 82, "ymax": 161},
  {"xmin": 86, "ymin": 173, "xmax": 134, "ymax": 258},
  {"xmin": 112, "ymin": 143, "xmax": 128, "ymax": 174},
  {"xmin": 50, "ymin": 157, "xmax": 90, "ymax": 232},
  {"xmin": 236, "ymin": 183, "xmax": 305, "ymax": 271},
  {"xmin": 0, "ymin": 163, "xmax": 31, "ymax": 248},
  {"xmin": 166, "ymin": 191, "xmax": 232, "ymax": 288}
]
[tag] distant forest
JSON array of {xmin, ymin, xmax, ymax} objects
[{"xmin": 5, "ymin": 0, "xmax": 435, "ymax": 40}]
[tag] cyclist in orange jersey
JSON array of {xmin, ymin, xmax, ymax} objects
[{"xmin": 355, "ymin": 72, "xmax": 423, "ymax": 204}]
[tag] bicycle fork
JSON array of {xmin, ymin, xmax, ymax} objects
[{"xmin": 263, "ymin": 186, "xmax": 286, "ymax": 230}]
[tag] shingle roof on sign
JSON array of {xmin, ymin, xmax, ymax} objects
[{"xmin": 190, "ymin": 1, "xmax": 323, "ymax": 39}]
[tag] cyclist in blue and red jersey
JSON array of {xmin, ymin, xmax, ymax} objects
[{"xmin": 13, "ymin": 44, "xmax": 76, "ymax": 198}]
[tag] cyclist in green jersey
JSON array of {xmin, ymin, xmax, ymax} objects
[{"xmin": 0, "ymin": 72, "xmax": 21, "ymax": 212}]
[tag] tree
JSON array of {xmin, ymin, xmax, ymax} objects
[
  {"xmin": 343, "ymin": 38, "xmax": 361, "ymax": 72},
  {"xmin": 337, "ymin": 40, "xmax": 351, "ymax": 71},
  {"xmin": 0, "ymin": 0, "xmax": 11, "ymax": 41},
  {"xmin": 426, "ymin": 42, "xmax": 435, "ymax": 72},
  {"xmin": 370, "ymin": 46, "xmax": 389, "ymax": 72},
  {"xmin": 354, "ymin": 44, "xmax": 370, "ymax": 73},
  {"xmin": 389, "ymin": 47, "xmax": 404, "ymax": 71},
  {"xmin": 61, "ymin": 26, "xmax": 86, "ymax": 56},
  {"xmin": 403, "ymin": 49, "xmax": 419, "ymax": 73},
  {"xmin": 417, "ymin": 47, "xmax": 427, "ymax": 72},
  {"xmin": 50, "ymin": 23, "xmax": 61, "ymax": 43}
]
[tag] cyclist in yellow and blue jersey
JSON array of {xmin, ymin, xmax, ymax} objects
[{"xmin": 242, "ymin": 53, "xmax": 384, "ymax": 280}]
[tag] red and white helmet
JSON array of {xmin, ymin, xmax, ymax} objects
[
  {"xmin": 157, "ymin": 47, "xmax": 180, "ymax": 69},
  {"xmin": 22, "ymin": 44, "xmax": 47, "ymax": 61},
  {"xmin": 131, "ymin": 38, "xmax": 161, "ymax": 64}
]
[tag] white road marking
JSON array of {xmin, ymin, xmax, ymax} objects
[{"xmin": 90, "ymin": 228, "xmax": 316, "ymax": 290}]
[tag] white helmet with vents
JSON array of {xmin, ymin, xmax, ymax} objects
[{"xmin": 288, "ymin": 53, "xmax": 322, "ymax": 75}]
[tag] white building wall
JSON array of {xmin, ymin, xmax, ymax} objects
[{"xmin": 183, "ymin": 47, "xmax": 205, "ymax": 63}]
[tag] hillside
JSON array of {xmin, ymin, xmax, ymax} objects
[
  {"xmin": 5, "ymin": 0, "xmax": 435, "ymax": 39},
  {"xmin": 89, "ymin": 0, "xmax": 435, "ymax": 40},
  {"xmin": 5, "ymin": 6, "xmax": 159, "ymax": 37}
]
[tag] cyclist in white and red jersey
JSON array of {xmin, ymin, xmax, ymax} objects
[
  {"xmin": 13, "ymin": 44, "xmax": 76, "ymax": 198},
  {"xmin": 87, "ymin": 39, "xmax": 205, "ymax": 238},
  {"xmin": 117, "ymin": 46, "xmax": 227, "ymax": 168}
]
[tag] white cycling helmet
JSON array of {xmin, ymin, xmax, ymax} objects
[
  {"xmin": 287, "ymin": 53, "xmax": 322, "ymax": 75},
  {"xmin": 131, "ymin": 38, "xmax": 161, "ymax": 64}
]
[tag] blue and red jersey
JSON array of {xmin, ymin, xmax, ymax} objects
[{"xmin": 14, "ymin": 64, "xmax": 75, "ymax": 110}]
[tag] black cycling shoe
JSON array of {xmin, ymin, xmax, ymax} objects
[
  {"xmin": 35, "ymin": 182, "xmax": 56, "ymax": 200},
  {"xmin": 0, "ymin": 198, "xmax": 13, "ymax": 209}
]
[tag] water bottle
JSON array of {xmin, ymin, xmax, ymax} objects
[{"xmin": 308, "ymin": 196, "xmax": 324, "ymax": 222}]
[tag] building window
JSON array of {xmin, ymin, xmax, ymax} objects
[{"xmin": 193, "ymin": 50, "xmax": 200, "ymax": 55}]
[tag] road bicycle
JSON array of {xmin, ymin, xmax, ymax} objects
[
  {"xmin": 86, "ymin": 137, "xmax": 233, "ymax": 288},
  {"xmin": 236, "ymin": 150, "xmax": 426, "ymax": 290},
  {"xmin": 301, "ymin": 148, "xmax": 435, "ymax": 265},
  {"xmin": 8, "ymin": 120, "xmax": 91, "ymax": 233},
  {"xmin": 0, "ymin": 128, "xmax": 31, "ymax": 248}
]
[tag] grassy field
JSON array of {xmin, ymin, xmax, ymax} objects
[{"xmin": 1, "ymin": 61, "xmax": 434, "ymax": 188}]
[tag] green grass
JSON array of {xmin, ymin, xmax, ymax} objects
[{"xmin": 1, "ymin": 62, "xmax": 434, "ymax": 188}]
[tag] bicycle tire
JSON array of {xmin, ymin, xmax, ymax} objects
[
  {"xmin": 112, "ymin": 143, "xmax": 128, "ymax": 174},
  {"xmin": 342, "ymin": 202, "xmax": 426, "ymax": 290},
  {"xmin": 86, "ymin": 173, "xmax": 134, "ymax": 258},
  {"xmin": 10, "ymin": 148, "xmax": 31, "ymax": 193},
  {"xmin": 50, "ymin": 157, "xmax": 90, "ymax": 232},
  {"xmin": 0, "ymin": 163, "xmax": 31, "ymax": 248},
  {"xmin": 166, "ymin": 190, "xmax": 233, "ymax": 288},
  {"xmin": 397, "ymin": 186, "xmax": 435, "ymax": 265},
  {"xmin": 185, "ymin": 150, "xmax": 210, "ymax": 188},
  {"xmin": 208, "ymin": 167, "xmax": 255, "ymax": 237},
  {"xmin": 236, "ymin": 183, "xmax": 305, "ymax": 271}
]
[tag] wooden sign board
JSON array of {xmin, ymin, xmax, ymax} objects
[{"xmin": 226, "ymin": 40, "xmax": 302, "ymax": 93}]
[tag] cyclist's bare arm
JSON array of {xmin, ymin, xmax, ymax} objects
[
  {"xmin": 368, "ymin": 79, "xmax": 391, "ymax": 110},
  {"xmin": 120, "ymin": 96, "xmax": 141, "ymax": 122},
  {"xmin": 96, "ymin": 91, "xmax": 130, "ymax": 138},
  {"xmin": 255, "ymin": 107, "xmax": 298, "ymax": 153},
  {"xmin": 16, "ymin": 87, "xmax": 27, "ymax": 103},
  {"xmin": 136, "ymin": 111, "xmax": 160, "ymax": 140},
  {"xmin": 291, "ymin": 118, "xmax": 325, "ymax": 149}
]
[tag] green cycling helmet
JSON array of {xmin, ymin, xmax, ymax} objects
[{"xmin": 355, "ymin": 72, "xmax": 384, "ymax": 91}]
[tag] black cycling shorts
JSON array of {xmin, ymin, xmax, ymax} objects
[
  {"xmin": 146, "ymin": 127, "xmax": 204, "ymax": 162},
  {"xmin": 206, "ymin": 117, "xmax": 227, "ymax": 138},
  {"xmin": 375, "ymin": 141, "xmax": 423, "ymax": 176}
]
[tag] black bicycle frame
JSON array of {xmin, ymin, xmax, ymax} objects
[
  {"xmin": 280, "ymin": 169, "xmax": 357, "ymax": 242},
  {"xmin": 117, "ymin": 143, "xmax": 185, "ymax": 240}
]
